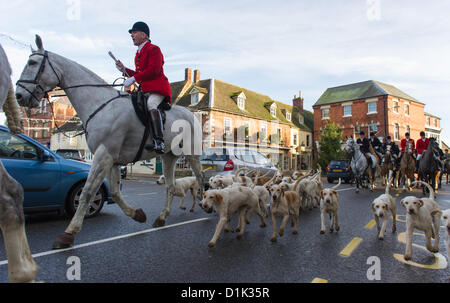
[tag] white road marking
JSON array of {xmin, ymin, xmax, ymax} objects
[
  {"xmin": 336, "ymin": 188, "xmax": 355, "ymax": 192},
  {"xmin": 137, "ymin": 192, "xmax": 158, "ymax": 196},
  {"xmin": 0, "ymin": 217, "xmax": 211, "ymax": 266}
]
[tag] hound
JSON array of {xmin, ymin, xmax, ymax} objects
[
  {"xmin": 441, "ymin": 209, "xmax": 450, "ymax": 260},
  {"xmin": 156, "ymin": 175, "xmax": 200, "ymax": 212},
  {"xmin": 320, "ymin": 178, "xmax": 341, "ymax": 234},
  {"xmin": 269, "ymin": 182, "xmax": 302, "ymax": 242},
  {"xmin": 400, "ymin": 181, "xmax": 442, "ymax": 261},
  {"xmin": 208, "ymin": 167, "xmax": 249, "ymax": 189},
  {"xmin": 199, "ymin": 186, "xmax": 265, "ymax": 247},
  {"xmin": 370, "ymin": 179, "xmax": 396, "ymax": 240}
]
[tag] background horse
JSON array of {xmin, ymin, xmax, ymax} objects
[
  {"xmin": 15, "ymin": 35, "xmax": 204, "ymax": 249},
  {"xmin": 345, "ymin": 137, "xmax": 373, "ymax": 193},
  {"xmin": 418, "ymin": 137, "xmax": 439, "ymax": 194},
  {"xmin": 380, "ymin": 145, "xmax": 397, "ymax": 188},
  {"xmin": 399, "ymin": 141, "xmax": 415, "ymax": 192},
  {"xmin": 0, "ymin": 43, "xmax": 38, "ymax": 282}
]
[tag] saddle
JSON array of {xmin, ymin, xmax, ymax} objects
[{"xmin": 130, "ymin": 91, "xmax": 171, "ymax": 163}]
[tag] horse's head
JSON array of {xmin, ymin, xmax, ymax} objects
[
  {"xmin": 406, "ymin": 141, "xmax": 413, "ymax": 154},
  {"xmin": 15, "ymin": 35, "xmax": 61, "ymax": 108},
  {"xmin": 344, "ymin": 137, "xmax": 355, "ymax": 159}
]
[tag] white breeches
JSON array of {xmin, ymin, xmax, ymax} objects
[
  {"xmin": 416, "ymin": 154, "xmax": 422, "ymax": 161},
  {"xmin": 146, "ymin": 93, "xmax": 165, "ymax": 110}
]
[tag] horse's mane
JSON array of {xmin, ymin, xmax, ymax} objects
[{"xmin": 50, "ymin": 51, "xmax": 109, "ymax": 85}]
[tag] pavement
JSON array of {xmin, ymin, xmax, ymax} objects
[{"xmin": 0, "ymin": 176, "xmax": 449, "ymax": 283}]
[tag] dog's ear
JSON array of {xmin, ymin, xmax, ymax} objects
[
  {"xmin": 400, "ymin": 199, "xmax": 405, "ymax": 207},
  {"xmin": 214, "ymin": 193, "xmax": 223, "ymax": 205},
  {"xmin": 331, "ymin": 190, "xmax": 338, "ymax": 200},
  {"xmin": 320, "ymin": 190, "xmax": 324, "ymax": 199},
  {"xmin": 371, "ymin": 201, "xmax": 376, "ymax": 212},
  {"xmin": 418, "ymin": 199, "xmax": 424, "ymax": 208}
]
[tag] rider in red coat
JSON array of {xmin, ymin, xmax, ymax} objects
[
  {"xmin": 400, "ymin": 132, "xmax": 415, "ymax": 154},
  {"xmin": 116, "ymin": 21, "xmax": 170, "ymax": 154}
]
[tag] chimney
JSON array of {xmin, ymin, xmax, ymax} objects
[
  {"xmin": 193, "ymin": 69, "xmax": 200, "ymax": 82},
  {"xmin": 293, "ymin": 90, "xmax": 304, "ymax": 112},
  {"xmin": 185, "ymin": 68, "xmax": 192, "ymax": 83}
]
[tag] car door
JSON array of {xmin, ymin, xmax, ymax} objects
[{"xmin": 0, "ymin": 130, "xmax": 62, "ymax": 208}]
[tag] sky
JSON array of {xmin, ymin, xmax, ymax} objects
[{"xmin": 1, "ymin": 0, "xmax": 449, "ymax": 144}]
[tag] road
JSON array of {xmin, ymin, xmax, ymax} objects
[{"xmin": 0, "ymin": 177, "xmax": 449, "ymax": 283}]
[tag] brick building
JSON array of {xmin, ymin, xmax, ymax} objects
[
  {"xmin": 21, "ymin": 91, "xmax": 76, "ymax": 147},
  {"xmin": 171, "ymin": 68, "xmax": 314, "ymax": 170},
  {"xmin": 424, "ymin": 112, "xmax": 442, "ymax": 147},
  {"xmin": 313, "ymin": 80, "xmax": 439, "ymax": 148}
]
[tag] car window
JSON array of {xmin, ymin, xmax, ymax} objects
[
  {"xmin": 57, "ymin": 150, "xmax": 80, "ymax": 159},
  {"xmin": 201, "ymin": 148, "xmax": 229, "ymax": 161},
  {"xmin": 0, "ymin": 131, "xmax": 38, "ymax": 160},
  {"xmin": 253, "ymin": 151, "xmax": 269, "ymax": 165},
  {"xmin": 330, "ymin": 160, "xmax": 348, "ymax": 166},
  {"xmin": 234, "ymin": 149, "xmax": 255, "ymax": 164}
]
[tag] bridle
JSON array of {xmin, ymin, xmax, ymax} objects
[
  {"xmin": 16, "ymin": 51, "xmax": 61, "ymax": 104},
  {"xmin": 16, "ymin": 51, "xmax": 124, "ymax": 104},
  {"xmin": 15, "ymin": 50, "xmax": 128, "ymax": 137}
]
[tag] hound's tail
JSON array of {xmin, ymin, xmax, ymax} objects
[
  {"xmin": 412, "ymin": 180, "xmax": 435, "ymax": 201},
  {"xmin": 332, "ymin": 178, "xmax": 342, "ymax": 190}
]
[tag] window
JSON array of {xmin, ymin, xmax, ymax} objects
[
  {"xmin": 306, "ymin": 135, "xmax": 310, "ymax": 147},
  {"xmin": 369, "ymin": 123, "xmax": 377, "ymax": 134},
  {"xmin": 393, "ymin": 100, "xmax": 399, "ymax": 113},
  {"xmin": 404, "ymin": 104, "xmax": 409, "ymax": 115},
  {"xmin": 237, "ymin": 96, "xmax": 245, "ymax": 110},
  {"xmin": 343, "ymin": 105, "xmax": 352, "ymax": 117},
  {"xmin": 406, "ymin": 125, "xmax": 410, "ymax": 135},
  {"xmin": 270, "ymin": 104, "xmax": 277, "ymax": 117},
  {"xmin": 33, "ymin": 129, "xmax": 39, "ymax": 139},
  {"xmin": 426, "ymin": 116, "xmax": 431, "ymax": 125},
  {"xmin": 224, "ymin": 118, "xmax": 232, "ymax": 138},
  {"xmin": 260, "ymin": 124, "xmax": 267, "ymax": 142},
  {"xmin": 243, "ymin": 121, "xmax": 250, "ymax": 139},
  {"xmin": 434, "ymin": 119, "xmax": 437, "ymax": 127},
  {"xmin": 293, "ymin": 133, "xmax": 298, "ymax": 146},
  {"xmin": 368, "ymin": 102, "xmax": 377, "ymax": 114},
  {"xmin": 394, "ymin": 124, "xmax": 400, "ymax": 141},
  {"xmin": 235, "ymin": 149, "xmax": 255, "ymax": 164},
  {"xmin": 286, "ymin": 112, "xmax": 291, "ymax": 121},
  {"xmin": 191, "ymin": 93, "xmax": 199, "ymax": 105},
  {"xmin": 0, "ymin": 131, "xmax": 38, "ymax": 160},
  {"xmin": 322, "ymin": 108, "xmax": 330, "ymax": 120}
]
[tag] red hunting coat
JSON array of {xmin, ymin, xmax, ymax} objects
[
  {"xmin": 400, "ymin": 138, "xmax": 415, "ymax": 153},
  {"xmin": 416, "ymin": 137, "xmax": 430, "ymax": 155},
  {"xmin": 125, "ymin": 41, "xmax": 172, "ymax": 103}
]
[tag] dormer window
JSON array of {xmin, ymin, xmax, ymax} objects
[
  {"xmin": 189, "ymin": 86, "xmax": 208, "ymax": 106},
  {"xmin": 286, "ymin": 112, "xmax": 291, "ymax": 121},
  {"xmin": 231, "ymin": 92, "xmax": 246, "ymax": 110},
  {"xmin": 270, "ymin": 103, "xmax": 277, "ymax": 117}
]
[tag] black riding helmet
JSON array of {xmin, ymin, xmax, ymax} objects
[{"xmin": 129, "ymin": 21, "xmax": 150, "ymax": 37}]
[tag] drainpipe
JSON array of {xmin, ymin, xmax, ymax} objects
[{"xmin": 384, "ymin": 95, "xmax": 388, "ymax": 137}]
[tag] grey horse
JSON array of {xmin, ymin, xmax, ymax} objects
[
  {"xmin": 0, "ymin": 43, "xmax": 39, "ymax": 282},
  {"xmin": 15, "ymin": 35, "xmax": 204, "ymax": 249},
  {"xmin": 345, "ymin": 137, "xmax": 373, "ymax": 193}
]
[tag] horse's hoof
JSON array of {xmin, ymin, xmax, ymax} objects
[
  {"xmin": 152, "ymin": 217, "xmax": 166, "ymax": 228},
  {"xmin": 52, "ymin": 232, "xmax": 74, "ymax": 250},
  {"xmin": 133, "ymin": 208, "xmax": 147, "ymax": 223},
  {"xmin": 320, "ymin": 230, "xmax": 325, "ymax": 235}
]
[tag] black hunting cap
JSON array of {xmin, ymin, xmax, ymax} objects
[
  {"xmin": 129, "ymin": 21, "xmax": 150, "ymax": 37},
  {"xmin": 370, "ymin": 132, "xmax": 375, "ymax": 136},
  {"xmin": 360, "ymin": 130, "xmax": 365, "ymax": 135},
  {"xmin": 387, "ymin": 135, "xmax": 392, "ymax": 140}
]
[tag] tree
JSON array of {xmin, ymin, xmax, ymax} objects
[{"xmin": 317, "ymin": 121, "xmax": 344, "ymax": 171}]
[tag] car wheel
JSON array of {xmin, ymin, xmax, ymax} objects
[{"xmin": 65, "ymin": 182, "xmax": 106, "ymax": 218}]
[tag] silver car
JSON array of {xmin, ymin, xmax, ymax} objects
[{"xmin": 200, "ymin": 147, "xmax": 278, "ymax": 187}]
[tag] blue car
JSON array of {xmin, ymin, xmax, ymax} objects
[{"xmin": 0, "ymin": 125, "xmax": 112, "ymax": 218}]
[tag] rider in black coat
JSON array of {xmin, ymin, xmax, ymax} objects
[
  {"xmin": 382, "ymin": 135, "xmax": 400, "ymax": 167},
  {"xmin": 370, "ymin": 132, "xmax": 382, "ymax": 158}
]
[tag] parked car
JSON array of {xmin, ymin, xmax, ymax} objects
[
  {"xmin": 326, "ymin": 159, "xmax": 353, "ymax": 184},
  {"xmin": 200, "ymin": 147, "xmax": 278, "ymax": 188},
  {"xmin": 0, "ymin": 126, "xmax": 112, "ymax": 218},
  {"xmin": 120, "ymin": 165, "xmax": 127, "ymax": 179},
  {"xmin": 56, "ymin": 149, "xmax": 84, "ymax": 162}
]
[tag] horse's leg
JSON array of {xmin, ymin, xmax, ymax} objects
[
  {"xmin": 53, "ymin": 144, "xmax": 113, "ymax": 249},
  {"xmin": 186, "ymin": 154, "xmax": 204, "ymax": 201},
  {"xmin": 153, "ymin": 153, "xmax": 178, "ymax": 227},
  {"xmin": 0, "ymin": 164, "xmax": 38, "ymax": 282},
  {"xmin": 109, "ymin": 164, "xmax": 146, "ymax": 222}
]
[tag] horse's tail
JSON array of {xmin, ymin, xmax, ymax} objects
[{"xmin": 3, "ymin": 81, "xmax": 23, "ymax": 134}]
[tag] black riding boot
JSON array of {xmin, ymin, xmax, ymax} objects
[
  {"xmin": 415, "ymin": 159, "xmax": 420, "ymax": 173},
  {"xmin": 145, "ymin": 109, "xmax": 165, "ymax": 154}
]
